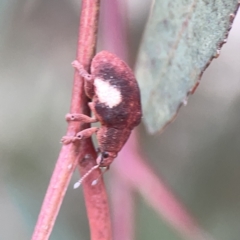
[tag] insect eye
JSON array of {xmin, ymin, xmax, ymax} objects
[{"xmin": 102, "ymin": 152, "xmax": 109, "ymax": 158}]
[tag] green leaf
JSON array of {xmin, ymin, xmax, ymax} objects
[{"xmin": 136, "ymin": 0, "xmax": 239, "ymax": 134}]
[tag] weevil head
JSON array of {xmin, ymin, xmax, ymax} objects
[{"xmin": 96, "ymin": 151, "xmax": 117, "ymax": 167}]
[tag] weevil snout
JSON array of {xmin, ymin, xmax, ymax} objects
[{"xmin": 96, "ymin": 151, "xmax": 117, "ymax": 167}]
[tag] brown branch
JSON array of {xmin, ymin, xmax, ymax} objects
[{"xmin": 32, "ymin": 1, "xmax": 112, "ymax": 240}]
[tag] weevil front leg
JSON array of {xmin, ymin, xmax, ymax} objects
[
  {"xmin": 65, "ymin": 103, "xmax": 98, "ymax": 123},
  {"xmin": 72, "ymin": 60, "xmax": 92, "ymax": 80},
  {"xmin": 72, "ymin": 60, "xmax": 94, "ymax": 99},
  {"xmin": 61, "ymin": 127, "xmax": 98, "ymax": 144},
  {"xmin": 65, "ymin": 113, "xmax": 97, "ymax": 123}
]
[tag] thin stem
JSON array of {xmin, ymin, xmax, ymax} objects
[
  {"xmin": 116, "ymin": 131, "xmax": 212, "ymax": 240},
  {"xmin": 111, "ymin": 175, "xmax": 135, "ymax": 240},
  {"xmin": 32, "ymin": 1, "xmax": 112, "ymax": 240}
]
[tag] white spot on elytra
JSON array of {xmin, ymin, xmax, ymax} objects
[
  {"xmin": 68, "ymin": 164, "xmax": 72, "ymax": 170},
  {"xmin": 94, "ymin": 78, "xmax": 122, "ymax": 108}
]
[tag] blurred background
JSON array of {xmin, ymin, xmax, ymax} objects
[{"xmin": 1, "ymin": 0, "xmax": 240, "ymax": 239}]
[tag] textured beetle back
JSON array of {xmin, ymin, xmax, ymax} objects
[{"xmin": 91, "ymin": 51, "xmax": 142, "ymax": 129}]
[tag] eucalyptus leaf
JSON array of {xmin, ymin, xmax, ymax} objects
[{"xmin": 136, "ymin": 0, "xmax": 239, "ymax": 133}]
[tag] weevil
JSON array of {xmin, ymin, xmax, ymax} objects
[{"xmin": 62, "ymin": 51, "xmax": 142, "ymax": 182}]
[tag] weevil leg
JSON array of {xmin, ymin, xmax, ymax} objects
[
  {"xmin": 65, "ymin": 113, "xmax": 98, "ymax": 123},
  {"xmin": 61, "ymin": 127, "xmax": 98, "ymax": 144},
  {"xmin": 72, "ymin": 60, "xmax": 94, "ymax": 98},
  {"xmin": 72, "ymin": 60, "xmax": 92, "ymax": 80},
  {"xmin": 88, "ymin": 102, "xmax": 101, "ymax": 121}
]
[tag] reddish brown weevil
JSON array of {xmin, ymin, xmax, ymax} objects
[{"xmin": 62, "ymin": 51, "xmax": 142, "ymax": 186}]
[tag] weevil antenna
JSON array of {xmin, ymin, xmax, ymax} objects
[{"xmin": 73, "ymin": 164, "xmax": 99, "ymax": 189}]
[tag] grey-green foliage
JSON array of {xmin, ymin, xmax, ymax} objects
[{"xmin": 136, "ymin": 0, "xmax": 239, "ymax": 133}]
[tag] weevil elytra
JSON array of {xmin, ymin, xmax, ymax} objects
[{"xmin": 62, "ymin": 51, "xmax": 142, "ymax": 178}]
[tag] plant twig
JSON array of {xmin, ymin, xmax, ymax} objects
[
  {"xmin": 111, "ymin": 174, "xmax": 135, "ymax": 240},
  {"xmin": 32, "ymin": 1, "xmax": 112, "ymax": 240},
  {"xmin": 115, "ymin": 131, "xmax": 212, "ymax": 240}
]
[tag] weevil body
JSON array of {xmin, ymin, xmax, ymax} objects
[{"xmin": 62, "ymin": 51, "xmax": 142, "ymax": 168}]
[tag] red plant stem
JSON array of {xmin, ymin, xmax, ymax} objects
[
  {"xmin": 111, "ymin": 174, "xmax": 135, "ymax": 240},
  {"xmin": 116, "ymin": 131, "xmax": 210, "ymax": 240},
  {"xmin": 101, "ymin": 0, "xmax": 128, "ymax": 61},
  {"xmin": 32, "ymin": 1, "xmax": 112, "ymax": 240}
]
